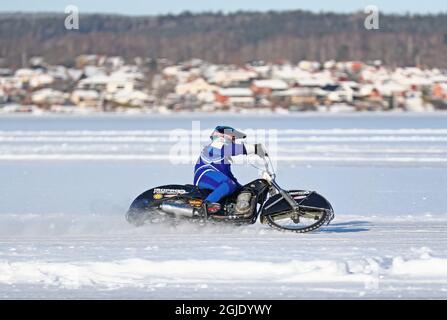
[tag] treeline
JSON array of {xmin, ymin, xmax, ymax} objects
[{"xmin": 1, "ymin": 10, "xmax": 447, "ymax": 68}]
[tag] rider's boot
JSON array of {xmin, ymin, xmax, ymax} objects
[{"xmin": 203, "ymin": 201, "xmax": 221, "ymax": 216}]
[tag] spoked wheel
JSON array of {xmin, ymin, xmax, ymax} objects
[{"xmin": 266, "ymin": 207, "xmax": 333, "ymax": 233}]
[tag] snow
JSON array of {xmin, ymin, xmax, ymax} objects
[
  {"xmin": 0, "ymin": 113, "xmax": 446, "ymax": 299},
  {"xmin": 0, "ymin": 214, "xmax": 446, "ymax": 298}
]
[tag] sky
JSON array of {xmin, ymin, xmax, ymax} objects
[{"xmin": 0, "ymin": 0, "xmax": 446, "ymax": 15}]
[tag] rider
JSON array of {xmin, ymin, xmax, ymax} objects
[{"xmin": 194, "ymin": 125, "xmax": 267, "ymax": 214}]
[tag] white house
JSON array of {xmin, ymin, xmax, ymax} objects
[
  {"xmin": 31, "ymin": 89, "xmax": 67, "ymax": 106},
  {"xmin": 175, "ymin": 78, "xmax": 218, "ymax": 95},
  {"xmin": 208, "ymin": 68, "xmax": 257, "ymax": 86},
  {"xmin": 77, "ymin": 75, "xmax": 110, "ymax": 92},
  {"xmin": 216, "ymin": 88, "xmax": 255, "ymax": 107},
  {"xmin": 111, "ymin": 90, "xmax": 152, "ymax": 107},
  {"xmin": 71, "ymin": 90, "xmax": 101, "ymax": 108},
  {"xmin": 29, "ymin": 73, "xmax": 54, "ymax": 88},
  {"xmin": 77, "ymin": 73, "xmax": 139, "ymax": 94},
  {"xmin": 252, "ymin": 79, "xmax": 288, "ymax": 92}
]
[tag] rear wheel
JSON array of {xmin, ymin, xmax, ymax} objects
[
  {"xmin": 126, "ymin": 197, "xmax": 175, "ymax": 226},
  {"xmin": 126, "ymin": 206, "xmax": 163, "ymax": 226}
]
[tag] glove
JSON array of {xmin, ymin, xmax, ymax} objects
[
  {"xmin": 244, "ymin": 143, "xmax": 268, "ymax": 157},
  {"xmin": 255, "ymin": 143, "xmax": 267, "ymax": 158}
]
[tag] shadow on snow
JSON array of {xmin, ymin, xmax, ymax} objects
[{"xmin": 319, "ymin": 220, "xmax": 371, "ymax": 233}]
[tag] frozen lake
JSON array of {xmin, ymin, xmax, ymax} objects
[{"xmin": 0, "ymin": 113, "xmax": 447, "ymax": 299}]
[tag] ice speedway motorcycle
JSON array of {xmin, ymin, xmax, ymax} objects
[{"xmin": 126, "ymin": 151, "xmax": 335, "ymax": 233}]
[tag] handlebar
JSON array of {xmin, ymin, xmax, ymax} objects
[
  {"xmin": 262, "ymin": 153, "xmax": 275, "ymax": 177},
  {"xmin": 247, "ymin": 145, "xmax": 275, "ymax": 177}
]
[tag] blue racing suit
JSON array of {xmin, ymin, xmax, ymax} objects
[{"xmin": 194, "ymin": 140, "xmax": 247, "ymax": 203}]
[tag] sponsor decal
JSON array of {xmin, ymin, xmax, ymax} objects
[
  {"xmin": 189, "ymin": 199, "xmax": 203, "ymax": 207},
  {"xmin": 153, "ymin": 193, "xmax": 163, "ymax": 200},
  {"xmin": 290, "ymin": 191, "xmax": 310, "ymax": 200},
  {"xmin": 290, "ymin": 191, "xmax": 311, "ymax": 196},
  {"xmin": 154, "ymin": 188, "xmax": 187, "ymax": 195}
]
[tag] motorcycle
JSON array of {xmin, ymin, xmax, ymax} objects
[{"xmin": 126, "ymin": 152, "xmax": 335, "ymax": 233}]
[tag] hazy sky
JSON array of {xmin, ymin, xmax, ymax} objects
[{"xmin": 0, "ymin": 0, "xmax": 446, "ymax": 15}]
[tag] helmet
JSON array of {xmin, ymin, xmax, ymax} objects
[{"xmin": 210, "ymin": 125, "xmax": 246, "ymax": 142}]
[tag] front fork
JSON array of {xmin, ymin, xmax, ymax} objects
[{"xmin": 270, "ymin": 179, "xmax": 300, "ymax": 211}]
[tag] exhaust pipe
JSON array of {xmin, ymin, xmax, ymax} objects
[{"xmin": 160, "ymin": 202, "xmax": 195, "ymax": 218}]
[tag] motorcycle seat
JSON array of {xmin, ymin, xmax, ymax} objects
[{"xmin": 183, "ymin": 185, "xmax": 213, "ymax": 198}]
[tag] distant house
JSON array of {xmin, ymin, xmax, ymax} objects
[
  {"xmin": 15, "ymin": 68, "xmax": 37, "ymax": 85},
  {"xmin": 298, "ymin": 61, "xmax": 321, "ymax": 72},
  {"xmin": 46, "ymin": 65, "xmax": 71, "ymax": 82},
  {"xmin": 0, "ymin": 104, "xmax": 42, "ymax": 114},
  {"xmin": 432, "ymin": 83, "xmax": 447, "ymax": 99},
  {"xmin": 0, "ymin": 68, "xmax": 13, "ymax": 77},
  {"xmin": 272, "ymin": 88, "xmax": 318, "ymax": 110},
  {"xmin": 215, "ymin": 88, "xmax": 255, "ymax": 108},
  {"xmin": 251, "ymin": 79, "xmax": 288, "ymax": 95},
  {"xmin": 77, "ymin": 75, "xmax": 109, "ymax": 92},
  {"xmin": 337, "ymin": 61, "xmax": 364, "ymax": 73},
  {"xmin": 104, "ymin": 56, "xmax": 125, "ymax": 69},
  {"xmin": 29, "ymin": 56, "xmax": 47, "ymax": 69},
  {"xmin": 175, "ymin": 78, "xmax": 218, "ymax": 95},
  {"xmin": 0, "ymin": 76, "xmax": 21, "ymax": 91},
  {"xmin": 0, "ymin": 88, "xmax": 7, "ymax": 104},
  {"xmin": 405, "ymin": 90, "xmax": 428, "ymax": 112},
  {"xmin": 82, "ymin": 66, "xmax": 107, "ymax": 78},
  {"xmin": 374, "ymin": 81, "xmax": 407, "ymax": 97},
  {"xmin": 296, "ymin": 72, "xmax": 335, "ymax": 88},
  {"xmin": 163, "ymin": 66, "xmax": 182, "ymax": 78},
  {"xmin": 31, "ymin": 88, "xmax": 67, "ymax": 107},
  {"xmin": 430, "ymin": 83, "xmax": 447, "ymax": 109},
  {"xmin": 71, "ymin": 90, "xmax": 101, "ymax": 108},
  {"xmin": 29, "ymin": 73, "xmax": 54, "ymax": 89},
  {"xmin": 208, "ymin": 69, "xmax": 258, "ymax": 87},
  {"xmin": 324, "ymin": 83, "xmax": 356, "ymax": 104},
  {"xmin": 77, "ymin": 73, "xmax": 140, "ymax": 94},
  {"xmin": 106, "ymin": 77, "xmax": 136, "ymax": 93},
  {"xmin": 111, "ymin": 90, "xmax": 153, "ymax": 107},
  {"xmin": 75, "ymin": 55, "xmax": 106, "ymax": 69}
]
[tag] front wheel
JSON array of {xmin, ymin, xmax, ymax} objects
[
  {"xmin": 262, "ymin": 190, "xmax": 334, "ymax": 233},
  {"xmin": 265, "ymin": 207, "xmax": 331, "ymax": 233}
]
